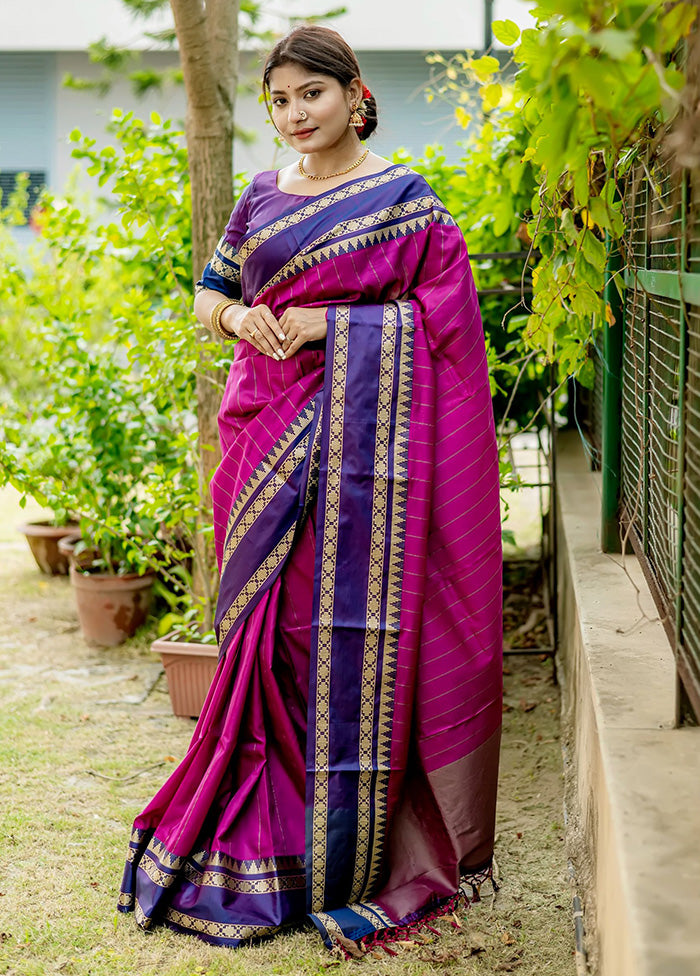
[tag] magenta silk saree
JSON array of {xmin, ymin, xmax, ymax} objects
[{"xmin": 118, "ymin": 163, "xmax": 503, "ymax": 952}]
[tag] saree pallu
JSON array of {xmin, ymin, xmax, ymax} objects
[{"xmin": 119, "ymin": 164, "xmax": 503, "ymax": 951}]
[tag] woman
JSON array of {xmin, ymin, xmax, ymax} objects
[{"xmin": 119, "ymin": 24, "xmax": 503, "ymax": 954}]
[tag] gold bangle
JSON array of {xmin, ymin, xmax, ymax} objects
[{"xmin": 210, "ymin": 298, "xmax": 243, "ymax": 340}]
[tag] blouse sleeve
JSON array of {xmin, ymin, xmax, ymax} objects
[{"xmin": 195, "ymin": 179, "xmax": 253, "ymax": 299}]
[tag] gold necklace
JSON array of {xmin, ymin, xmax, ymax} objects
[{"xmin": 298, "ymin": 148, "xmax": 370, "ymax": 181}]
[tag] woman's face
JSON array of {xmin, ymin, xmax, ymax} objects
[{"xmin": 268, "ymin": 62, "xmax": 362, "ymax": 153}]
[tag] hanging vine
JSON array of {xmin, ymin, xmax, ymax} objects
[{"xmin": 425, "ymin": 0, "xmax": 696, "ymax": 386}]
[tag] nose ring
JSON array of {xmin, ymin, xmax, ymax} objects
[{"xmin": 299, "ymin": 110, "xmax": 307, "ymax": 120}]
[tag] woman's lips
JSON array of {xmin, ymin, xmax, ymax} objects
[{"xmin": 293, "ymin": 128, "xmax": 317, "ymax": 139}]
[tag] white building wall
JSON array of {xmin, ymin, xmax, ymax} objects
[
  {"xmin": 2, "ymin": 46, "xmax": 473, "ymax": 201},
  {"xmin": 53, "ymin": 52, "xmax": 186, "ymax": 188},
  {"xmin": 1, "ymin": 1, "xmax": 536, "ymax": 202},
  {"xmin": 0, "ymin": 0, "xmax": 534, "ymax": 52},
  {"xmin": 0, "ymin": 0, "xmax": 172, "ymax": 51}
]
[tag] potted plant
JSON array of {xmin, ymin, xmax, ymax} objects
[
  {"xmin": 0, "ymin": 421, "xmax": 80, "ymax": 575},
  {"xmin": 150, "ymin": 603, "xmax": 219, "ymax": 718},
  {"xmin": 0, "ymin": 118, "xmax": 220, "ymax": 670},
  {"xmin": 17, "ymin": 518, "xmax": 81, "ymax": 576}
]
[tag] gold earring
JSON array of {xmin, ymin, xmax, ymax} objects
[{"xmin": 349, "ymin": 105, "xmax": 364, "ymax": 128}]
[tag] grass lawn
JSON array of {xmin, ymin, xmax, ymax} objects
[{"xmin": 0, "ymin": 486, "xmax": 575, "ymax": 975}]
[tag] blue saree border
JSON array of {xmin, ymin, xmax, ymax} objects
[
  {"xmin": 215, "ymin": 397, "xmax": 322, "ymax": 656},
  {"xmin": 306, "ymin": 300, "xmax": 415, "ymax": 926},
  {"xmin": 119, "ymin": 827, "xmax": 307, "ymax": 947}
]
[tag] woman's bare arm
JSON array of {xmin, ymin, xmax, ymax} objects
[
  {"xmin": 193, "ymin": 288, "xmax": 287, "ymax": 359},
  {"xmin": 194, "ymin": 288, "xmax": 247, "ymax": 338}
]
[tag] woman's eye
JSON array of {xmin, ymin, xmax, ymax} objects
[
  {"xmin": 273, "ymin": 99, "xmax": 286, "ymax": 107},
  {"xmin": 305, "ymin": 90, "xmax": 320, "ymax": 99}
]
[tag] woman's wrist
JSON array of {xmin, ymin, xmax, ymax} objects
[{"xmin": 220, "ymin": 303, "xmax": 246, "ymax": 337}]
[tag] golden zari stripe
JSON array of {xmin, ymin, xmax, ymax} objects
[
  {"xmin": 256, "ymin": 209, "xmax": 454, "ymax": 302},
  {"xmin": 218, "ymin": 524, "xmax": 296, "ymax": 647},
  {"xmin": 223, "ymin": 400, "xmax": 316, "ymax": 549},
  {"xmin": 183, "ymin": 860, "xmax": 306, "ymax": 894},
  {"xmin": 310, "ymin": 305, "xmax": 350, "ymax": 912},
  {"xmin": 210, "ymin": 253, "xmax": 240, "ymax": 282},
  {"xmin": 350, "ymin": 901, "xmax": 394, "ymax": 929},
  {"xmin": 314, "ymin": 911, "xmax": 346, "ymax": 938},
  {"xmin": 350, "ymin": 303, "xmax": 399, "ymax": 902},
  {"xmin": 221, "ymin": 432, "xmax": 310, "ymax": 570},
  {"xmin": 163, "ymin": 905, "xmax": 280, "ymax": 941},
  {"xmin": 141, "ymin": 851, "xmax": 178, "ymax": 890},
  {"xmin": 148, "ymin": 837, "xmax": 185, "ymax": 870},
  {"xmin": 134, "ymin": 898, "xmax": 152, "ymax": 929},
  {"xmin": 360, "ymin": 900, "xmax": 394, "ymax": 927},
  {"xmin": 305, "ymin": 195, "xmax": 443, "ymax": 255},
  {"xmin": 125, "ymin": 826, "xmax": 149, "ymax": 863},
  {"xmin": 203, "ymin": 850, "xmax": 305, "ymax": 874},
  {"xmin": 238, "ymin": 166, "xmax": 412, "ymax": 266},
  {"xmin": 303, "ymin": 405, "xmax": 323, "ymax": 520},
  {"xmin": 210, "ymin": 234, "xmax": 241, "ymax": 282}
]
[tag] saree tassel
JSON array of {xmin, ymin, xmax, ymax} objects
[{"xmin": 346, "ymin": 893, "xmax": 463, "ymax": 957}]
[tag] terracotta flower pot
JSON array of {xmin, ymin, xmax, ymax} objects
[
  {"xmin": 69, "ymin": 565, "xmax": 155, "ymax": 646},
  {"xmin": 17, "ymin": 521, "xmax": 81, "ymax": 575},
  {"xmin": 58, "ymin": 533, "xmax": 100, "ymax": 572},
  {"xmin": 151, "ymin": 632, "xmax": 219, "ymax": 719}
]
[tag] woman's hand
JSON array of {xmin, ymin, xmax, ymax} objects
[
  {"xmin": 221, "ymin": 303, "xmax": 287, "ymax": 360},
  {"xmin": 278, "ymin": 306, "xmax": 328, "ymax": 357}
]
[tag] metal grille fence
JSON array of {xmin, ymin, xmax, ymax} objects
[
  {"xmin": 615, "ymin": 149, "xmax": 700, "ymax": 713},
  {"xmin": 620, "ymin": 285, "xmax": 647, "ymax": 540}
]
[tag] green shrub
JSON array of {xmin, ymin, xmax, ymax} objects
[{"xmin": 0, "ymin": 111, "xmax": 228, "ymax": 629}]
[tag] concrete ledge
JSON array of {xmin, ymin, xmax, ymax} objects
[{"xmin": 556, "ymin": 432, "xmax": 700, "ymax": 976}]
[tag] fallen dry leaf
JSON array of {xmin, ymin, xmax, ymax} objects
[
  {"xmin": 469, "ymin": 928, "xmax": 489, "ymax": 954},
  {"xmin": 418, "ymin": 948, "xmax": 463, "ymax": 964},
  {"xmin": 519, "ymin": 699, "xmax": 538, "ymax": 712},
  {"xmin": 494, "ymin": 960, "xmax": 523, "ymax": 972},
  {"xmin": 334, "ymin": 934, "xmax": 364, "ymax": 959}
]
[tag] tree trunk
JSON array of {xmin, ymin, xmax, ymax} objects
[{"xmin": 169, "ymin": 0, "xmax": 240, "ymax": 630}]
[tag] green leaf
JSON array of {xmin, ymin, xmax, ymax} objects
[
  {"xmin": 470, "ymin": 55, "xmax": 500, "ymax": 82},
  {"xmin": 584, "ymin": 28, "xmax": 636, "ymax": 60},
  {"xmin": 588, "ymin": 196, "xmax": 612, "ymax": 232},
  {"xmin": 514, "ymin": 28, "xmax": 542, "ymax": 66},
  {"xmin": 581, "ymin": 230, "xmax": 606, "ymax": 270},
  {"xmin": 661, "ymin": 2, "xmax": 697, "ymax": 46},
  {"xmin": 482, "ymin": 83, "xmax": 503, "ymax": 112},
  {"xmin": 578, "ymin": 358, "xmax": 595, "ymax": 390},
  {"xmin": 492, "ymin": 19, "xmax": 521, "ymax": 46}
]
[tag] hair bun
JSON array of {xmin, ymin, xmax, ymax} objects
[{"xmin": 359, "ymin": 89, "xmax": 377, "ymax": 141}]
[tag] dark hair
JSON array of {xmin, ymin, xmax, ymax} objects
[{"xmin": 262, "ymin": 25, "xmax": 378, "ymax": 140}]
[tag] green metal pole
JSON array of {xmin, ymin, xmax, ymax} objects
[
  {"xmin": 601, "ymin": 236, "xmax": 624, "ymax": 553},
  {"xmin": 484, "ymin": 0, "xmax": 494, "ymax": 51}
]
